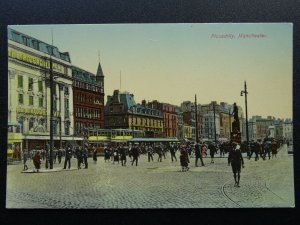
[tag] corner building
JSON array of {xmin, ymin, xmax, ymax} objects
[{"xmin": 8, "ymin": 28, "xmax": 75, "ymax": 151}]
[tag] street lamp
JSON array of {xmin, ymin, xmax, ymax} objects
[{"xmin": 241, "ymin": 81, "xmax": 249, "ymax": 152}]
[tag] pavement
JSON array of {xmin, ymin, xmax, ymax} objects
[{"xmin": 6, "ymin": 144, "xmax": 295, "ymax": 208}]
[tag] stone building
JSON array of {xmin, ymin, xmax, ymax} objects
[{"xmin": 8, "ymin": 28, "xmax": 75, "ymax": 151}]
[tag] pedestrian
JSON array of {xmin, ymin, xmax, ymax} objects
[
  {"xmin": 32, "ymin": 151, "xmax": 41, "ymax": 172},
  {"xmin": 75, "ymin": 147, "xmax": 82, "ymax": 169},
  {"xmin": 63, "ymin": 145, "xmax": 72, "ymax": 169},
  {"xmin": 180, "ymin": 147, "xmax": 189, "ymax": 172},
  {"xmin": 113, "ymin": 148, "xmax": 120, "ymax": 164},
  {"xmin": 201, "ymin": 143, "xmax": 207, "ymax": 158},
  {"xmin": 256, "ymin": 140, "xmax": 264, "ymax": 160},
  {"xmin": 208, "ymin": 143, "xmax": 216, "ymax": 164},
  {"xmin": 22, "ymin": 150, "xmax": 28, "ymax": 171},
  {"xmin": 248, "ymin": 140, "xmax": 256, "ymax": 160},
  {"xmin": 195, "ymin": 142, "xmax": 204, "ymax": 167},
  {"xmin": 263, "ymin": 140, "xmax": 271, "ymax": 160},
  {"xmin": 228, "ymin": 142, "xmax": 245, "ymax": 187},
  {"xmin": 169, "ymin": 144, "xmax": 177, "ymax": 162},
  {"xmin": 120, "ymin": 144, "xmax": 127, "ymax": 166},
  {"xmin": 131, "ymin": 144, "xmax": 139, "ymax": 166},
  {"xmin": 271, "ymin": 139, "xmax": 278, "ymax": 158},
  {"xmin": 104, "ymin": 146, "xmax": 111, "ymax": 162},
  {"xmin": 162, "ymin": 145, "xmax": 166, "ymax": 159},
  {"xmin": 92, "ymin": 146, "xmax": 97, "ymax": 162},
  {"xmin": 156, "ymin": 144, "xmax": 163, "ymax": 162},
  {"xmin": 147, "ymin": 145, "xmax": 154, "ymax": 162},
  {"xmin": 57, "ymin": 149, "xmax": 62, "ymax": 164},
  {"xmin": 82, "ymin": 146, "xmax": 88, "ymax": 169}
]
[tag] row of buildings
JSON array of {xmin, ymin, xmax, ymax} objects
[{"xmin": 7, "ymin": 28, "xmax": 293, "ymax": 155}]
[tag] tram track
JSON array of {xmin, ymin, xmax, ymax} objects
[{"xmin": 221, "ymin": 178, "xmax": 241, "ymax": 208}]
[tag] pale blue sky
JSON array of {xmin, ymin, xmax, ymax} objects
[{"xmin": 9, "ymin": 23, "xmax": 293, "ymax": 119}]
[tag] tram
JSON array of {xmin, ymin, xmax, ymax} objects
[
  {"xmin": 7, "ymin": 122, "xmax": 23, "ymax": 161},
  {"xmin": 85, "ymin": 128, "xmax": 145, "ymax": 154}
]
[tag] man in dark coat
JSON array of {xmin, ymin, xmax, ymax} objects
[
  {"xmin": 195, "ymin": 142, "xmax": 204, "ymax": 167},
  {"xmin": 131, "ymin": 144, "xmax": 139, "ymax": 166},
  {"xmin": 57, "ymin": 149, "xmax": 63, "ymax": 164},
  {"xmin": 228, "ymin": 143, "xmax": 245, "ymax": 187},
  {"xmin": 120, "ymin": 144, "xmax": 127, "ymax": 166},
  {"xmin": 82, "ymin": 146, "xmax": 88, "ymax": 169},
  {"xmin": 63, "ymin": 146, "xmax": 73, "ymax": 169},
  {"xmin": 147, "ymin": 145, "xmax": 154, "ymax": 162},
  {"xmin": 75, "ymin": 147, "xmax": 82, "ymax": 169},
  {"xmin": 208, "ymin": 143, "xmax": 217, "ymax": 164},
  {"xmin": 169, "ymin": 144, "xmax": 177, "ymax": 162}
]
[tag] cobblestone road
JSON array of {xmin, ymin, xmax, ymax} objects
[{"xmin": 6, "ymin": 145, "xmax": 295, "ymax": 208}]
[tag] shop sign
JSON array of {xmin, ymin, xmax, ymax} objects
[
  {"xmin": 16, "ymin": 107, "xmax": 47, "ymax": 116},
  {"xmin": 8, "ymin": 47, "xmax": 65, "ymax": 74}
]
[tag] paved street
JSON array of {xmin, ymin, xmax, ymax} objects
[{"xmin": 6, "ymin": 144, "xmax": 294, "ymax": 208}]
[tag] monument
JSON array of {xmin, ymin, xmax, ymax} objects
[{"xmin": 230, "ymin": 102, "xmax": 241, "ymax": 144}]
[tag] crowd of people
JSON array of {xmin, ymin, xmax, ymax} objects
[{"xmin": 22, "ymin": 137, "xmax": 284, "ymax": 187}]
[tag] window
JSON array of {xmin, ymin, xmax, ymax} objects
[
  {"xmin": 28, "ymin": 77, "xmax": 33, "ymax": 91},
  {"xmin": 29, "ymin": 118, "xmax": 34, "ymax": 131},
  {"xmin": 29, "ymin": 96, "xmax": 34, "ymax": 106},
  {"xmin": 38, "ymin": 80, "xmax": 43, "ymax": 92},
  {"xmin": 64, "ymin": 86, "xmax": 69, "ymax": 95},
  {"xmin": 39, "ymin": 98, "xmax": 43, "ymax": 107},
  {"xmin": 32, "ymin": 40, "xmax": 39, "ymax": 50},
  {"xmin": 18, "ymin": 94, "xmax": 24, "ymax": 104},
  {"xmin": 18, "ymin": 75, "xmax": 23, "ymax": 88}
]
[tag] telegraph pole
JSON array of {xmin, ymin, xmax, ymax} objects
[
  {"xmin": 49, "ymin": 31, "xmax": 54, "ymax": 169},
  {"xmin": 195, "ymin": 94, "xmax": 199, "ymax": 143}
]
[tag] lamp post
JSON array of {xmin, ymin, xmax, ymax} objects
[
  {"xmin": 195, "ymin": 94, "xmax": 199, "ymax": 143},
  {"xmin": 241, "ymin": 81, "xmax": 249, "ymax": 152},
  {"xmin": 213, "ymin": 102, "xmax": 217, "ymax": 144}
]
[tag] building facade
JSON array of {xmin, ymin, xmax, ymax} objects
[
  {"xmin": 72, "ymin": 63, "xmax": 105, "ymax": 136},
  {"xmin": 8, "ymin": 28, "xmax": 75, "ymax": 151},
  {"xmin": 148, "ymin": 101, "xmax": 177, "ymax": 137},
  {"xmin": 105, "ymin": 90, "xmax": 163, "ymax": 137}
]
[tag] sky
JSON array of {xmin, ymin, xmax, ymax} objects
[{"xmin": 9, "ymin": 23, "xmax": 293, "ymax": 119}]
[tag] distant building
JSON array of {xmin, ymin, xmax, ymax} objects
[
  {"xmin": 283, "ymin": 119, "xmax": 293, "ymax": 142},
  {"xmin": 148, "ymin": 101, "xmax": 177, "ymax": 137},
  {"xmin": 252, "ymin": 116, "xmax": 274, "ymax": 140},
  {"xmin": 105, "ymin": 90, "xmax": 163, "ymax": 137}
]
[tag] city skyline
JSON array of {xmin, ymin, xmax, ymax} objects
[{"xmin": 9, "ymin": 23, "xmax": 293, "ymax": 119}]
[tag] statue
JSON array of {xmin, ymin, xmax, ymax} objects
[{"xmin": 231, "ymin": 102, "xmax": 241, "ymax": 144}]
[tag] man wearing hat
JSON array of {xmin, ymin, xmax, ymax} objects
[{"xmin": 228, "ymin": 142, "xmax": 244, "ymax": 187}]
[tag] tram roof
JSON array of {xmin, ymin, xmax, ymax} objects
[{"xmin": 129, "ymin": 137, "xmax": 179, "ymax": 142}]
